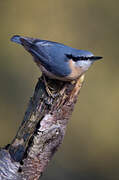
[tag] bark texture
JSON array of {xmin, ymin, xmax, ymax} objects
[{"xmin": 0, "ymin": 74, "xmax": 85, "ymax": 180}]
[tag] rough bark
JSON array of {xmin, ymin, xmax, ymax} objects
[{"xmin": 0, "ymin": 74, "xmax": 85, "ymax": 180}]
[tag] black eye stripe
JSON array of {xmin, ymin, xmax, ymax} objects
[
  {"xmin": 66, "ymin": 54, "xmax": 90, "ymax": 61},
  {"xmin": 66, "ymin": 54, "xmax": 102, "ymax": 61}
]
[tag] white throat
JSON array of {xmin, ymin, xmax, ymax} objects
[{"xmin": 76, "ymin": 60, "xmax": 93, "ymax": 71}]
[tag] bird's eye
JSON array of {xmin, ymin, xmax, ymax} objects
[
  {"xmin": 66, "ymin": 54, "xmax": 79, "ymax": 61},
  {"xmin": 66, "ymin": 54, "xmax": 89, "ymax": 61}
]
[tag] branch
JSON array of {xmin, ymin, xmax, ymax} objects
[{"xmin": 0, "ymin": 74, "xmax": 85, "ymax": 180}]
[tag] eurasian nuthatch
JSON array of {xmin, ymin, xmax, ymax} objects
[{"xmin": 11, "ymin": 35, "xmax": 102, "ymax": 81}]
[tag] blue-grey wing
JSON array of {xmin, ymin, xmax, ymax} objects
[{"xmin": 30, "ymin": 41, "xmax": 71, "ymax": 77}]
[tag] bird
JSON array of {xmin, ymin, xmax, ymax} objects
[
  {"xmin": 11, "ymin": 35, "xmax": 102, "ymax": 80},
  {"xmin": 11, "ymin": 35, "xmax": 102, "ymax": 96}
]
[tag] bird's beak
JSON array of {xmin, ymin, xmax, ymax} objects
[{"xmin": 91, "ymin": 56, "xmax": 103, "ymax": 61}]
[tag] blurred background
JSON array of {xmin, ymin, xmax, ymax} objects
[{"xmin": 0, "ymin": 0, "xmax": 119, "ymax": 179}]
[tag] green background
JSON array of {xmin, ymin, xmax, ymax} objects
[{"xmin": 0, "ymin": 0, "xmax": 119, "ymax": 179}]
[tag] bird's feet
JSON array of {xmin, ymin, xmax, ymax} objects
[{"xmin": 43, "ymin": 75, "xmax": 62, "ymax": 98}]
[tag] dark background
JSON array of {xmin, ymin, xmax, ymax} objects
[{"xmin": 0, "ymin": 0, "xmax": 119, "ymax": 179}]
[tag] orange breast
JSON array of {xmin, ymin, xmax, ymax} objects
[{"xmin": 65, "ymin": 59, "xmax": 83, "ymax": 80}]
